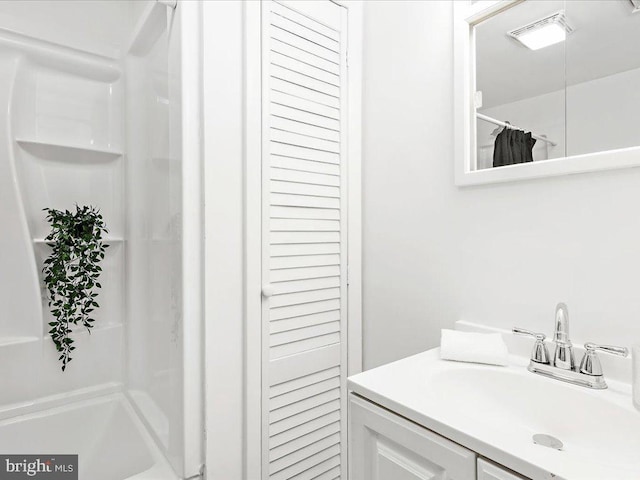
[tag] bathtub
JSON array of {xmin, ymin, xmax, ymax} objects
[{"xmin": 0, "ymin": 393, "xmax": 178, "ymax": 480}]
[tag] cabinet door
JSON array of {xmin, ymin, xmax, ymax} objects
[
  {"xmin": 478, "ymin": 459, "xmax": 529, "ymax": 480},
  {"xmin": 349, "ymin": 395, "xmax": 476, "ymax": 480}
]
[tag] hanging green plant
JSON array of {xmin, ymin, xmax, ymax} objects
[{"xmin": 42, "ymin": 205, "xmax": 109, "ymax": 371}]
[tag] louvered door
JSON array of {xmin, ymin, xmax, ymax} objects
[{"xmin": 261, "ymin": 1, "xmax": 348, "ymax": 479}]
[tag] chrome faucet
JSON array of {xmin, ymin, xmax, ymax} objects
[
  {"xmin": 513, "ymin": 303, "xmax": 628, "ymax": 389},
  {"xmin": 552, "ymin": 303, "xmax": 574, "ymax": 370}
]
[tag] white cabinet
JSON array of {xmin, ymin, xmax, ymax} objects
[
  {"xmin": 478, "ymin": 459, "xmax": 528, "ymax": 480},
  {"xmin": 349, "ymin": 394, "xmax": 532, "ymax": 480},
  {"xmin": 349, "ymin": 395, "xmax": 477, "ymax": 480}
]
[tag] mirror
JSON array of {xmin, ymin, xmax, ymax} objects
[
  {"xmin": 454, "ymin": 0, "xmax": 640, "ymax": 185},
  {"xmin": 475, "ymin": 0, "xmax": 566, "ymax": 169}
]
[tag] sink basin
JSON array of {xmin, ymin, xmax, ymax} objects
[
  {"xmin": 348, "ymin": 349, "xmax": 640, "ymax": 479},
  {"xmin": 432, "ymin": 367, "xmax": 640, "ymax": 470}
]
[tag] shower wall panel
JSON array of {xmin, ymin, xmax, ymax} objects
[{"xmin": 0, "ymin": 2, "xmax": 126, "ymax": 410}]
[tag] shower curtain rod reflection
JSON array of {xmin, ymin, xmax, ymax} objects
[{"xmin": 477, "ymin": 112, "xmax": 557, "ymax": 147}]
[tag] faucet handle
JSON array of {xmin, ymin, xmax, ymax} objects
[
  {"xmin": 584, "ymin": 343, "xmax": 628, "ymax": 357},
  {"xmin": 513, "ymin": 327, "xmax": 550, "ymax": 364},
  {"xmin": 513, "ymin": 327, "xmax": 545, "ymax": 341},
  {"xmin": 579, "ymin": 342, "xmax": 629, "ymax": 376}
]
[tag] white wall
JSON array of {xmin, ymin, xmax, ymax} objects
[
  {"xmin": 362, "ymin": 1, "xmax": 640, "ymax": 370},
  {"xmin": 202, "ymin": 1, "xmax": 245, "ymax": 479}
]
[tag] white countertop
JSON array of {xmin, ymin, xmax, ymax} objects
[{"xmin": 348, "ymin": 348, "xmax": 640, "ymax": 480}]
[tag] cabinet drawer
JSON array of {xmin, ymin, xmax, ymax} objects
[
  {"xmin": 349, "ymin": 394, "xmax": 476, "ymax": 480},
  {"xmin": 478, "ymin": 458, "xmax": 529, "ymax": 480}
]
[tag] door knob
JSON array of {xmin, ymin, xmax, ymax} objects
[{"xmin": 262, "ymin": 284, "xmax": 274, "ymax": 298}]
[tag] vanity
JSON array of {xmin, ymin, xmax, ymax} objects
[{"xmin": 347, "ymin": 329, "xmax": 640, "ymax": 480}]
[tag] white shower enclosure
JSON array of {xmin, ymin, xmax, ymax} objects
[{"xmin": 0, "ymin": 1, "xmax": 203, "ymax": 479}]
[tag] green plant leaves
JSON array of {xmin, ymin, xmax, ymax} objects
[{"xmin": 42, "ymin": 205, "xmax": 108, "ymax": 371}]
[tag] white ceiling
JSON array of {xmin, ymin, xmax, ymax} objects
[{"xmin": 476, "ymin": 0, "xmax": 640, "ymax": 108}]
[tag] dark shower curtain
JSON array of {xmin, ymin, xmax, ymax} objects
[{"xmin": 493, "ymin": 128, "xmax": 536, "ymax": 168}]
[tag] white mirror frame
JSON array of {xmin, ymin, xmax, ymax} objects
[{"xmin": 453, "ymin": 0, "xmax": 640, "ymax": 186}]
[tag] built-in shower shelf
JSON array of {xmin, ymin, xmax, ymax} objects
[
  {"xmin": 16, "ymin": 138, "xmax": 123, "ymax": 163},
  {"xmin": 0, "ymin": 336, "xmax": 39, "ymax": 348},
  {"xmin": 40, "ymin": 321, "xmax": 122, "ymax": 337},
  {"xmin": 33, "ymin": 237, "xmax": 125, "ymax": 244}
]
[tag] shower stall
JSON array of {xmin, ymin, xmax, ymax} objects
[{"xmin": 0, "ymin": 1, "xmax": 203, "ymax": 478}]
